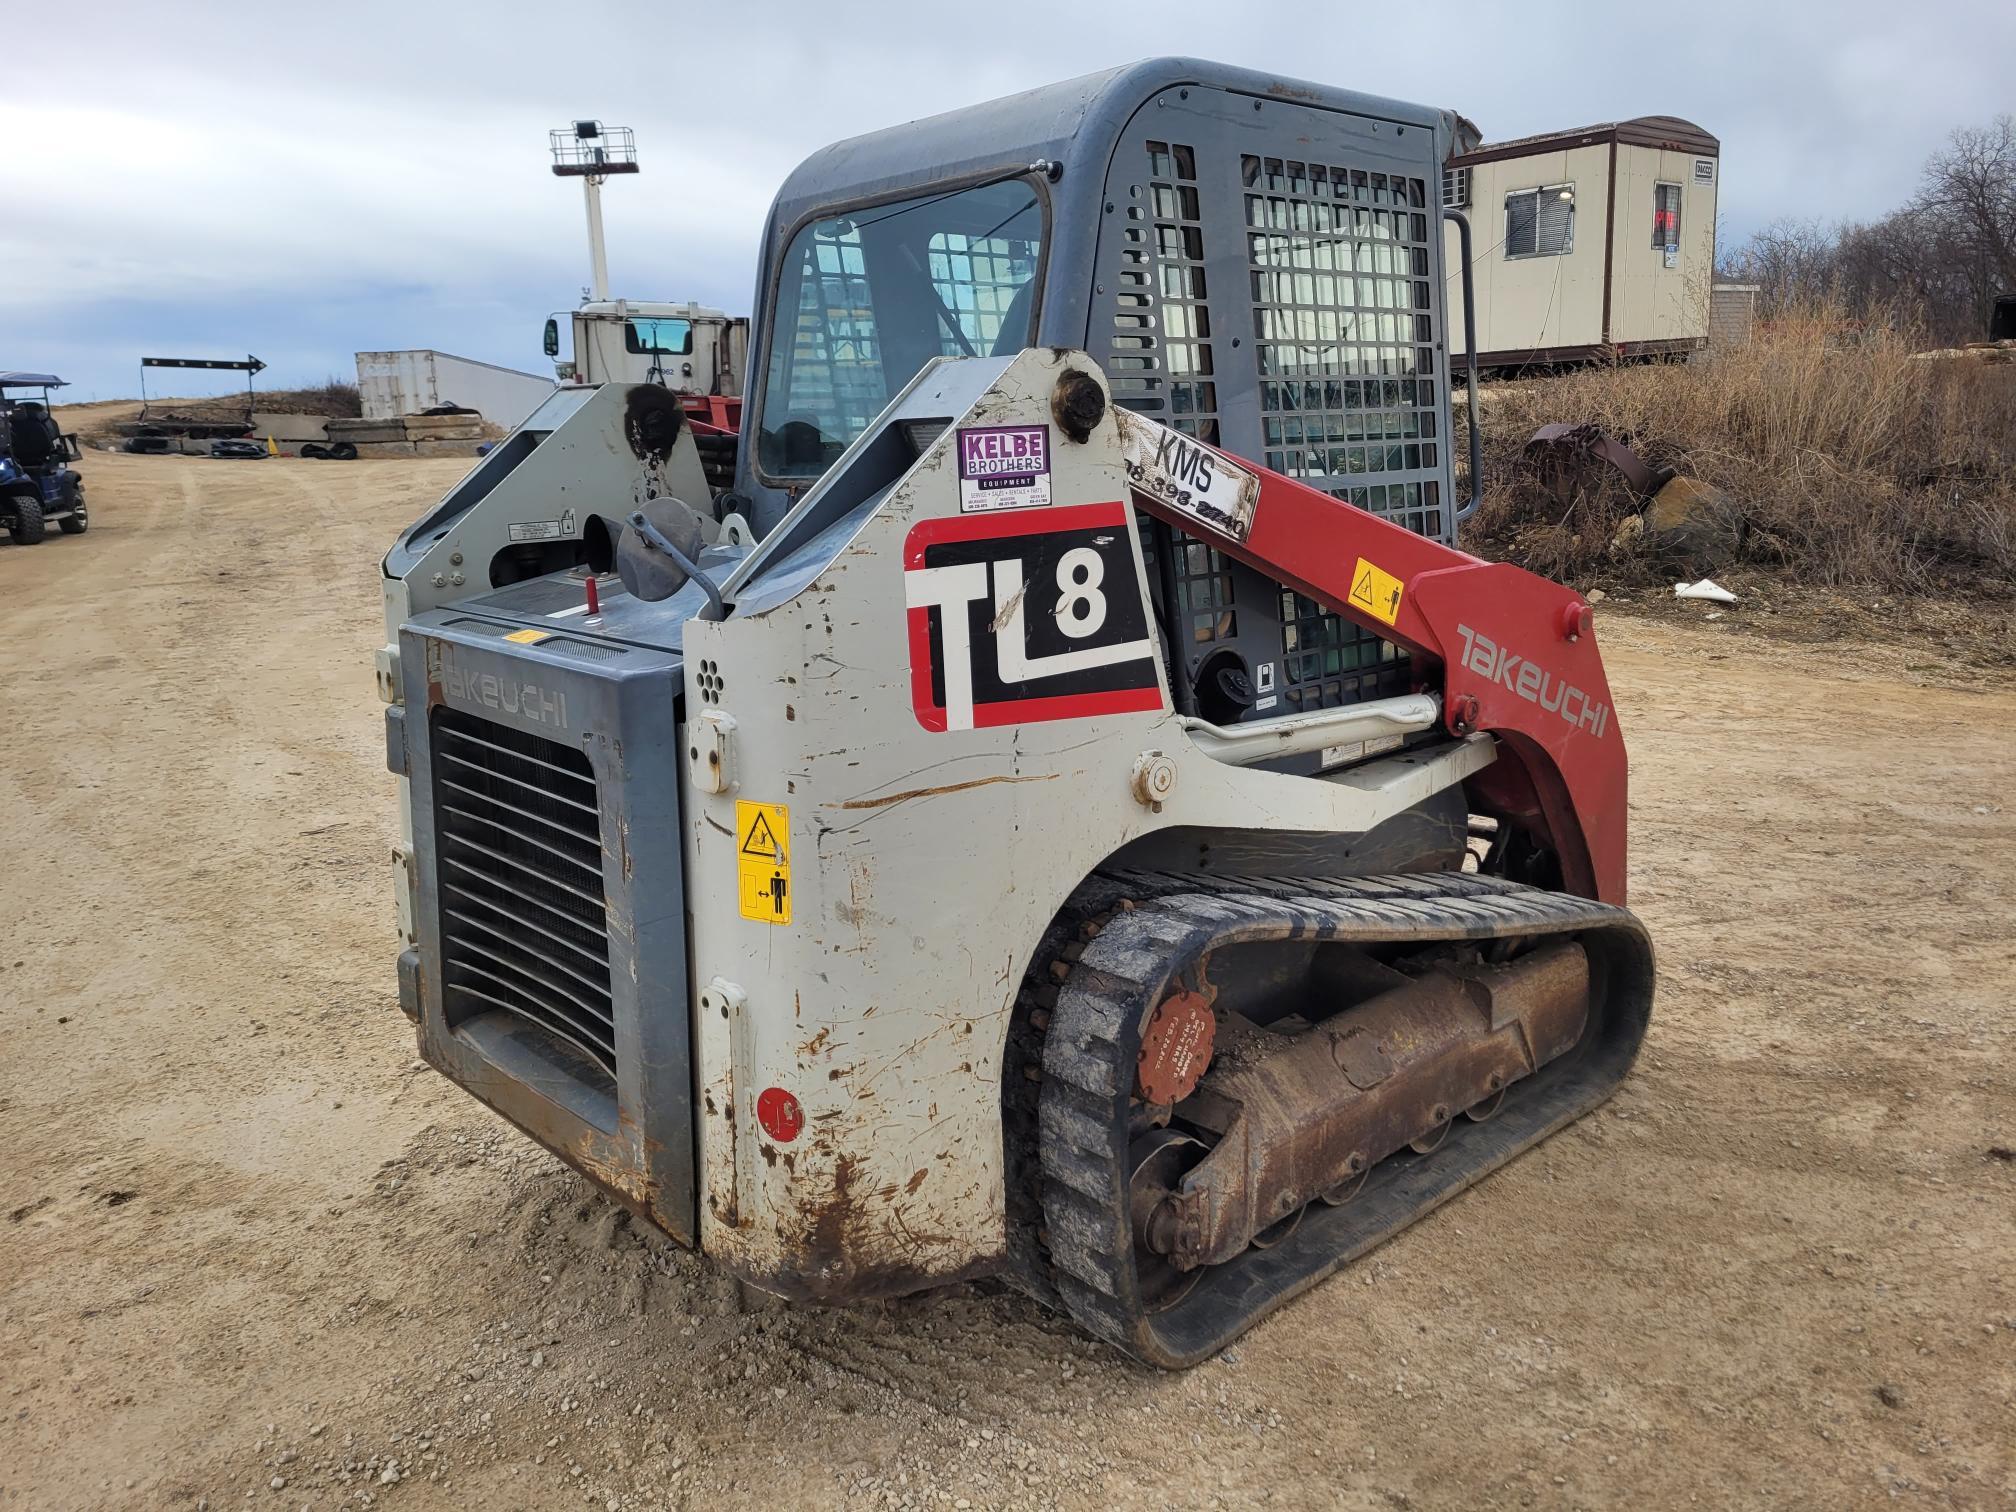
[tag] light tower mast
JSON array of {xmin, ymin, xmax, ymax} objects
[{"xmin": 549, "ymin": 120, "xmax": 639, "ymax": 301}]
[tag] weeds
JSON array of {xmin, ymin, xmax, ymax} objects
[{"xmin": 1463, "ymin": 298, "xmax": 2016, "ymax": 595}]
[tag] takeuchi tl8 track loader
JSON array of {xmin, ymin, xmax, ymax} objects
[{"xmin": 379, "ymin": 59, "xmax": 1653, "ymax": 1366}]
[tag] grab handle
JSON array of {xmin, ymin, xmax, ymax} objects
[{"xmin": 1444, "ymin": 208, "xmax": 1483, "ymax": 524}]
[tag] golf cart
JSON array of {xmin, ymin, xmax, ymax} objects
[{"xmin": 1, "ymin": 372, "xmax": 86, "ymax": 544}]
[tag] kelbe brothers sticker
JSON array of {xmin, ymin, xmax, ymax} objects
[{"xmin": 957, "ymin": 424, "xmax": 1051, "ymax": 513}]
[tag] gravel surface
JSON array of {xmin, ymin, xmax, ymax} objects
[{"xmin": 2, "ymin": 450, "xmax": 2011, "ymax": 1509}]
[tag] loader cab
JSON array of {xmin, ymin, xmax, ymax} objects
[{"xmin": 738, "ymin": 57, "xmax": 1463, "ymax": 720}]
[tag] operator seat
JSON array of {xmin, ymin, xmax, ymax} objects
[
  {"xmin": 9, "ymin": 403, "xmax": 58, "ymax": 468},
  {"xmin": 988, "ymin": 279, "xmax": 1038, "ymax": 358}
]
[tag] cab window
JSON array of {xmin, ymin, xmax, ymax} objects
[
  {"xmin": 625, "ymin": 318, "xmax": 693, "ymax": 355},
  {"xmin": 757, "ymin": 178, "xmax": 1044, "ymax": 480}
]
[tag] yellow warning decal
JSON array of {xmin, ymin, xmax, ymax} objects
[
  {"xmin": 1348, "ymin": 558, "xmax": 1405, "ymax": 627},
  {"xmin": 503, "ymin": 628, "xmax": 551, "ymax": 645},
  {"xmin": 735, "ymin": 800, "xmax": 791, "ymax": 926}
]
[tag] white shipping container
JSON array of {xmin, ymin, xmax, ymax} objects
[{"xmin": 355, "ymin": 350, "xmax": 556, "ymax": 429}]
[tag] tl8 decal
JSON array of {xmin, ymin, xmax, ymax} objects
[{"xmin": 902, "ymin": 502, "xmax": 1165, "ymax": 732}]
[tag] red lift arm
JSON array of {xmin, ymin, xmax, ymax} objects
[{"xmin": 1119, "ymin": 416, "xmax": 1628, "ymax": 906}]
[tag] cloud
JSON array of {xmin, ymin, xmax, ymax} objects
[{"xmin": 15, "ymin": 0, "xmax": 2015, "ymax": 396}]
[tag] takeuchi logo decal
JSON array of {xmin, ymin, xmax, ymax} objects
[
  {"xmin": 441, "ymin": 660, "xmax": 568, "ymax": 731},
  {"xmin": 1455, "ymin": 624, "xmax": 1609, "ymax": 738}
]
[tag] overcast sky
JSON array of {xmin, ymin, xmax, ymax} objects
[{"xmin": 12, "ymin": 0, "xmax": 2012, "ymax": 399}]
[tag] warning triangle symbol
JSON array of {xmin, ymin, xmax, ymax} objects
[
  {"xmin": 1350, "ymin": 568, "xmax": 1377, "ymax": 607},
  {"xmin": 741, "ymin": 812, "xmax": 781, "ymax": 856}
]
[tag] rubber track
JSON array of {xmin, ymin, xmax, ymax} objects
[{"xmin": 1032, "ymin": 868, "xmax": 1654, "ymax": 1367}]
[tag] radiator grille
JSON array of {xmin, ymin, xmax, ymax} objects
[{"xmin": 430, "ymin": 707, "xmax": 615, "ymax": 1075}]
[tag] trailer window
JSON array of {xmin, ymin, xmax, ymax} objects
[
  {"xmin": 1651, "ymin": 183, "xmax": 1682, "ymax": 250},
  {"xmin": 757, "ymin": 178, "xmax": 1044, "ymax": 480},
  {"xmin": 1505, "ymin": 184, "xmax": 1574, "ymax": 258},
  {"xmin": 625, "ymin": 318, "xmax": 693, "ymax": 355}
]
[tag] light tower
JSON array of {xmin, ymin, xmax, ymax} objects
[{"xmin": 550, "ymin": 120, "xmax": 639, "ymax": 302}]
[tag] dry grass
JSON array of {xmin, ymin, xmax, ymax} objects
[
  {"xmin": 261, "ymin": 378, "xmax": 362, "ymax": 417},
  {"xmin": 135, "ymin": 378, "xmax": 364, "ymax": 422},
  {"xmin": 1463, "ymin": 300, "xmax": 2016, "ymax": 595}
]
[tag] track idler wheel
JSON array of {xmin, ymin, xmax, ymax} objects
[{"xmin": 1129, "ymin": 1129, "xmax": 1207, "ymax": 1313}]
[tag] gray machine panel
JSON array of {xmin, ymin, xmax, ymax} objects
[
  {"xmin": 445, "ymin": 545, "xmax": 750, "ymax": 654},
  {"xmin": 397, "ymin": 609, "xmax": 697, "ymax": 1242}
]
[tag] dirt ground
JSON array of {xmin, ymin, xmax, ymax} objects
[{"xmin": 3, "ymin": 450, "xmax": 2011, "ymax": 1511}]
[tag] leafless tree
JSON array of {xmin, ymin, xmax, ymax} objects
[
  {"xmin": 1717, "ymin": 218, "xmax": 1842, "ymax": 311},
  {"xmin": 1718, "ymin": 116, "xmax": 2015, "ymax": 343},
  {"xmin": 1912, "ymin": 114, "xmax": 2016, "ymax": 327}
]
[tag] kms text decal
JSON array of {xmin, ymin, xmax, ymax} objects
[{"xmin": 903, "ymin": 502, "xmax": 1166, "ymax": 732}]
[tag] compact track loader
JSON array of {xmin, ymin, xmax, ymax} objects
[{"xmin": 379, "ymin": 59, "xmax": 1652, "ymax": 1366}]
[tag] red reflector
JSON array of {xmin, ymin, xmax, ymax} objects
[{"xmin": 756, "ymin": 1086, "xmax": 803, "ymax": 1143}]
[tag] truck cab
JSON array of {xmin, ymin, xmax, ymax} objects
[{"xmin": 544, "ymin": 299, "xmax": 749, "ymax": 396}]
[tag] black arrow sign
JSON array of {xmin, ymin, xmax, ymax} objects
[{"xmin": 142, "ymin": 355, "xmax": 266, "ymax": 374}]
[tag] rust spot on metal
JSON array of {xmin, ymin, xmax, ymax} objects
[
  {"xmin": 802, "ymin": 1026, "xmax": 832, "ymax": 1057},
  {"xmin": 905, "ymin": 1169, "xmax": 928, "ymax": 1195},
  {"xmin": 561, "ymin": 1127, "xmax": 652, "ymax": 1213},
  {"xmin": 804, "ymin": 1151, "xmax": 860, "ymax": 1272},
  {"xmin": 830, "ymin": 772, "xmax": 1058, "ymax": 810},
  {"xmin": 1524, "ymin": 422, "xmax": 1672, "ymax": 505}
]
